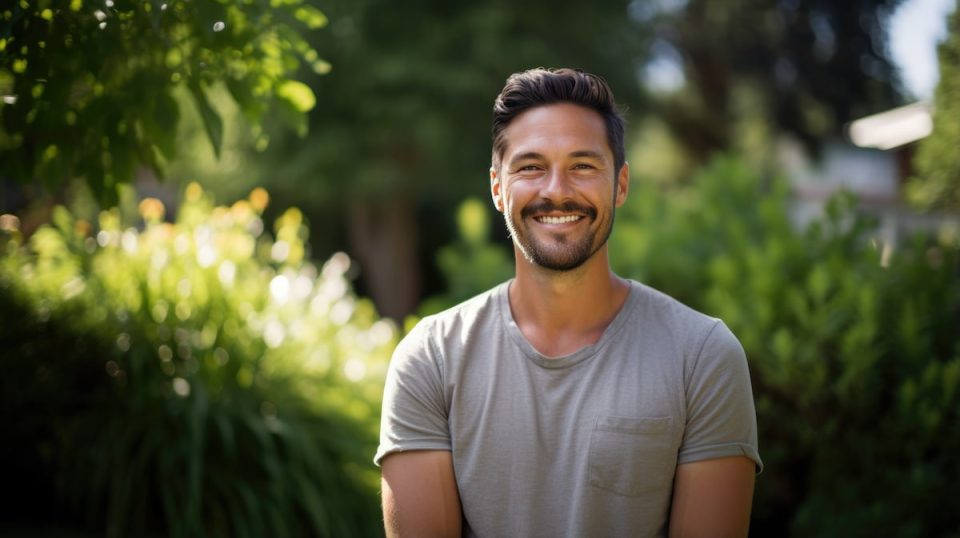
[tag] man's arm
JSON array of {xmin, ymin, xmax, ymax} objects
[
  {"xmin": 668, "ymin": 456, "xmax": 756, "ymax": 538},
  {"xmin": 381, "ymin": 450, "xmax": 462, "ymax": 538}
]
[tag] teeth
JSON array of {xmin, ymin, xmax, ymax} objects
[{"xmin": 537, "ymin": 215, "xmax": 581, "ymax": 224}]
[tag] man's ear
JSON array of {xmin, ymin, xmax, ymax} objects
[
  {"xmin": 490, "ymin": 167, "xmax": 504, "ymax": 213},
  {"xmin": 614, "ymin": 162, "xmax": 630, "ymax": 207}
]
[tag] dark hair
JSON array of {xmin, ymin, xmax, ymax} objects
[{"xmin": 491, "ymin": 67, "xmax": 626, "ymax": 173}]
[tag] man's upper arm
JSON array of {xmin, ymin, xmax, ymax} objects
[
  {"xmin": 669, "ymin": 456, "xmax": 755, "ymax": 538},
  {"xmin": 377, "ymin": 320, "xmax": 461, "ymax": 536},
  {"xmin": 375, "ymin": 320, "xmax": 451, "ymax": 464},
  {"xmin": 381, "ymin": 450, "xmax": 462, "ymax": 538},
  {"xmin": 669, "ymin": 321, "xmax": 761, "ymax": 536},
  {"xmin": 679, "ymin": 321, "xmax": 762, "ymax": 469}
]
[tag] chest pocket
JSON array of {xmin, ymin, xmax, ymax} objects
[{"xmin": 588, "ymin": 415, "xmax": 676, "ymax": 498}]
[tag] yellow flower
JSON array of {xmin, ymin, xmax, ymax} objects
[
  {"xmin": 139, "ymin": 198, "xmax": 165, "ymax": 223},
  {"xmin": 250, "ymin": 187, "xmax": 270, "ymax": 213}
]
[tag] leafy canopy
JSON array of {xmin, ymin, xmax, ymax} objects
[
  {"xmin": 909, "ymin": 0, "xmax": 960, "ymax": 210},
  {"xmin": 0, "ymin": 0, "xmax": 327, "ymax": 204}
]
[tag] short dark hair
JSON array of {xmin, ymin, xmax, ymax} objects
[{"xmin": 491, "ymin": 67, "xmax": 626, "ymax": 173}]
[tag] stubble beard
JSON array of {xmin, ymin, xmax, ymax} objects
[{"xmin": 504, "ymin": 200, "xmax": 615, "ymax": 272}]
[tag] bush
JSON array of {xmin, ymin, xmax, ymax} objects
[
  {"xmin": 0, "ymin": 184, "xmax": 395, "ymax": 537},
  {"xmin": 909, "ymin": 2, "xmax": 960, "ymax": 210},
  {"xmin": 418, "ymin": 197, "xmax": 513, "ymax": 316},
  {"xmin": 611, "ymin": 156, "xmax": 960, "ymax": 537},
  {"xmin": 422, "ymin": 155, "xmax": 960, "ymax": 535}
]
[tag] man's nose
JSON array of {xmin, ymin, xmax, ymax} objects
[{"xmin": 540, "ymin": 167, "xmax": 574, "ymax": 200}]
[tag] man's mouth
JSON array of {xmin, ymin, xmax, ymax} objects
[
  {"xmin": 535, "ymin": 215, "xmax": 583, "ymax": 224},
  {"xmin": 522, "ymin": 202, "xmax": 596, "ymax": 223}
]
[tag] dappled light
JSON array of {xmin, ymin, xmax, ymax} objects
[
  {"xmin": 2, "ymin": 0, "xmax": 960, "ymax": 536},
  {"xmin": 0, "ymin": 184, "xmax": 397, "ymax": 536}
]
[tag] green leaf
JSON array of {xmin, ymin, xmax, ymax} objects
[
  {"xmin": 226, "ymin": 77, "xmax": 266, "ymax": 122},
  {"xmin": 237, "ymin": 485, "xmax": 265, "ymax": 536},
  {"xmin": 214, "ymin": 412, "xmax": 236, "ymax": 459},
  {"xmin": 150, "ymin": 92, "xmax": 180, "ymax": 159},
  {"xmin": 294, "ymin": 6, "xmax": 327, "ymax": 29},
  {"xmin": 276, "ymin": 79, "xmax": 316, "ymax": 113},
  {"xmin": 190, "ymin": 82, "xmax": 224, "ymax": 159}
]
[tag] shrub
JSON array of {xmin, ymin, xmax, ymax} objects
[
  {"xmin": 418, "ymin": 197, "xmax": 513, "ymax": 316},
  {"xmin": 421, "ymin": 155, "xmax": 960, "ymax": 535},
  {"xmin": 0, "ymin": 184, "xmax": 395, "ymax": 537},
  {"xmin": 611, "ymin": 156, "xmax": 960, "ymax": 536}
]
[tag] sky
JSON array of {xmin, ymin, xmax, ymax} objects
[{"xmin": 888, "ymin": 0, "xmax": 957, "ymax": 99}]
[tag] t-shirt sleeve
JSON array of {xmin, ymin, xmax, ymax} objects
[
  {"xmin": 374, "ymin": 319, "xmax": 451, "ymax": 466},
  {"xmin": 677, "ymin": 320, "xmax": 763, "ymax": 473}
]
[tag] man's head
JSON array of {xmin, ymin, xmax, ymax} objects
[
  {"xmin": 491, "ymin": 68, "xmax": 626, "ymax": 175},
  {"xmin": 489, "ymin": 68, "xmax": 629, "ymax": 272}
]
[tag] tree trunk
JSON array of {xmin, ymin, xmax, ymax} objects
[{"xmin": 346, "ymin": 194, "xmax": 421, "ymax": 322}]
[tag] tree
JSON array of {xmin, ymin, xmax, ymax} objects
[
  {"xmin": 168, "ymin": 0, "xmax": 910, "ymax": 319},
  {"xmin": 634, "ymin": 0, "xmax": 906, "ymax": 163},
  {"xmin": 182, "ymin": 0, "xmax": 649, "ymax": 319},
  {"xmin": 909, "ymin": 0, "xmax": 960, "ymax": 210},
  {"xmin": 0, "ymin": 0, "xmax": 326, "ymax": 205}
]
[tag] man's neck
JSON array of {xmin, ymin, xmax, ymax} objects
[{"xmin": 508, "ymin": 246, "xmax": 630, "ymax": 358}]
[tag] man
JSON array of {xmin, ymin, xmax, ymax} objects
[{"xmin": 375, "ymin": 67, "xmax": 762, "ymax": 537}]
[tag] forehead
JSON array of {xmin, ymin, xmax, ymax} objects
[{"xmin": 501, "ymin": 103, "xmax": 610, "ymax": 161}]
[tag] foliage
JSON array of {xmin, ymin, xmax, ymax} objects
[
  {"xmin": 418, "ymin": 197, "xmax": 513, "ymax": 316},
  {"xmin": 173, "ymin": 0, "xmax": 648, "ymax": 318},
  {"xmin": 260, "ymin": 0, "xmax": 646, "ymax": 202},
  {"xmin": 0, "ymin": 184, "xmax": 395, "ymax": 537},
  {"xmin": 162, "ymin": 0, "xmax": 911, "ymax": 319},
  {"xmin": 425, "ymin": 155, "xmax": 960, "ymax": 535},
  {"xmin": 610, "ymin": 156, "xmax": 960, "ymax": 536},
  {"xmin": 0, "ymin": 0, "xmax": 327, "ymax": 204},
  {"xmin": 909, "ymin": 0, "xmax": 960, "ymax": 210},
  {"xmin": 633, "ymin": 0, "xmax": 906, "ymax": 163}
]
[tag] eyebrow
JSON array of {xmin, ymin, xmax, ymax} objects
[
  {"xmin": 507, "ymin": 152, "xmax": 546, "ymax": 165},
  {"xmin": 569, "ymin": 150, "xmax": 605, "ymax": 160},
  {"xmin": 507, "ymin": 150, "xmax": 605, "ymax": 166}
]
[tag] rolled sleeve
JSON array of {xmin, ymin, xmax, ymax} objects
[{"xmin": 678, "ymin": 321, "xmax": 763, "ymax": 473}]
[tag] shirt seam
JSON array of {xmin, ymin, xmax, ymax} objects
[{"xmin": 686, "ymin": 318, "xmax": 722, "ymax": 389}]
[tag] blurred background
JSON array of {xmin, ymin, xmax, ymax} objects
[{"xmin": 2, "ymin": 0, "xmax": 959, "ymax": 536}]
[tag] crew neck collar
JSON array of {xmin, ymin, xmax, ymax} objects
[{"xmin": 497, "ymin": 279, "xmax": 641, "ymax": 369}]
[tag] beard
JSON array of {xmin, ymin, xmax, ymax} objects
[{"xmin": 504, "ymin": 200, "xmax": 614, "ymax": 271}]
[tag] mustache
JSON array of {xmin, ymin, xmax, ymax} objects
[{"xmin": 521, "ymin": 201, "xmax": 597, "ymax": 220}]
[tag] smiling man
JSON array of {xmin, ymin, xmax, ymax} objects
[{"xmin": 376, "ymin": 68, "xmax": 762, "ymax": 537}]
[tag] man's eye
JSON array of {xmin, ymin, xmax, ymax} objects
[
  {"xmin": 517, "ymin": 165, "xmax": 541, "ymax": 172},
  {"xmin": 573, "ymin": 163, "xmax": 595, "ymax": 170}
]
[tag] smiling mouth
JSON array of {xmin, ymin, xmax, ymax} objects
[
  {"xmin": 522, "ymin": 201, "xmax": 597, "ymax": 223},
  {"xmin": 535, "ymin": 215, "xmax": 583, "ymax": 224}
]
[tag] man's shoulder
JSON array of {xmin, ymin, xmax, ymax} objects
[
  {"xmin": 629, "ymin": 280, "xmax": 720, "ymax": 329},
  {"xmin": 628, "ymin": 280, "xmax": 745, "ymax": 367}
]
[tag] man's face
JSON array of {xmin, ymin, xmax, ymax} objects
[{"xmin": 491, "ymin": 103, "xmax": 629, "ymax": 271}]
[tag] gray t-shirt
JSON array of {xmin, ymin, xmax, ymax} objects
[{"xmin": 376, "ymin": 280, "xmax": 762, "ymax": 537}]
